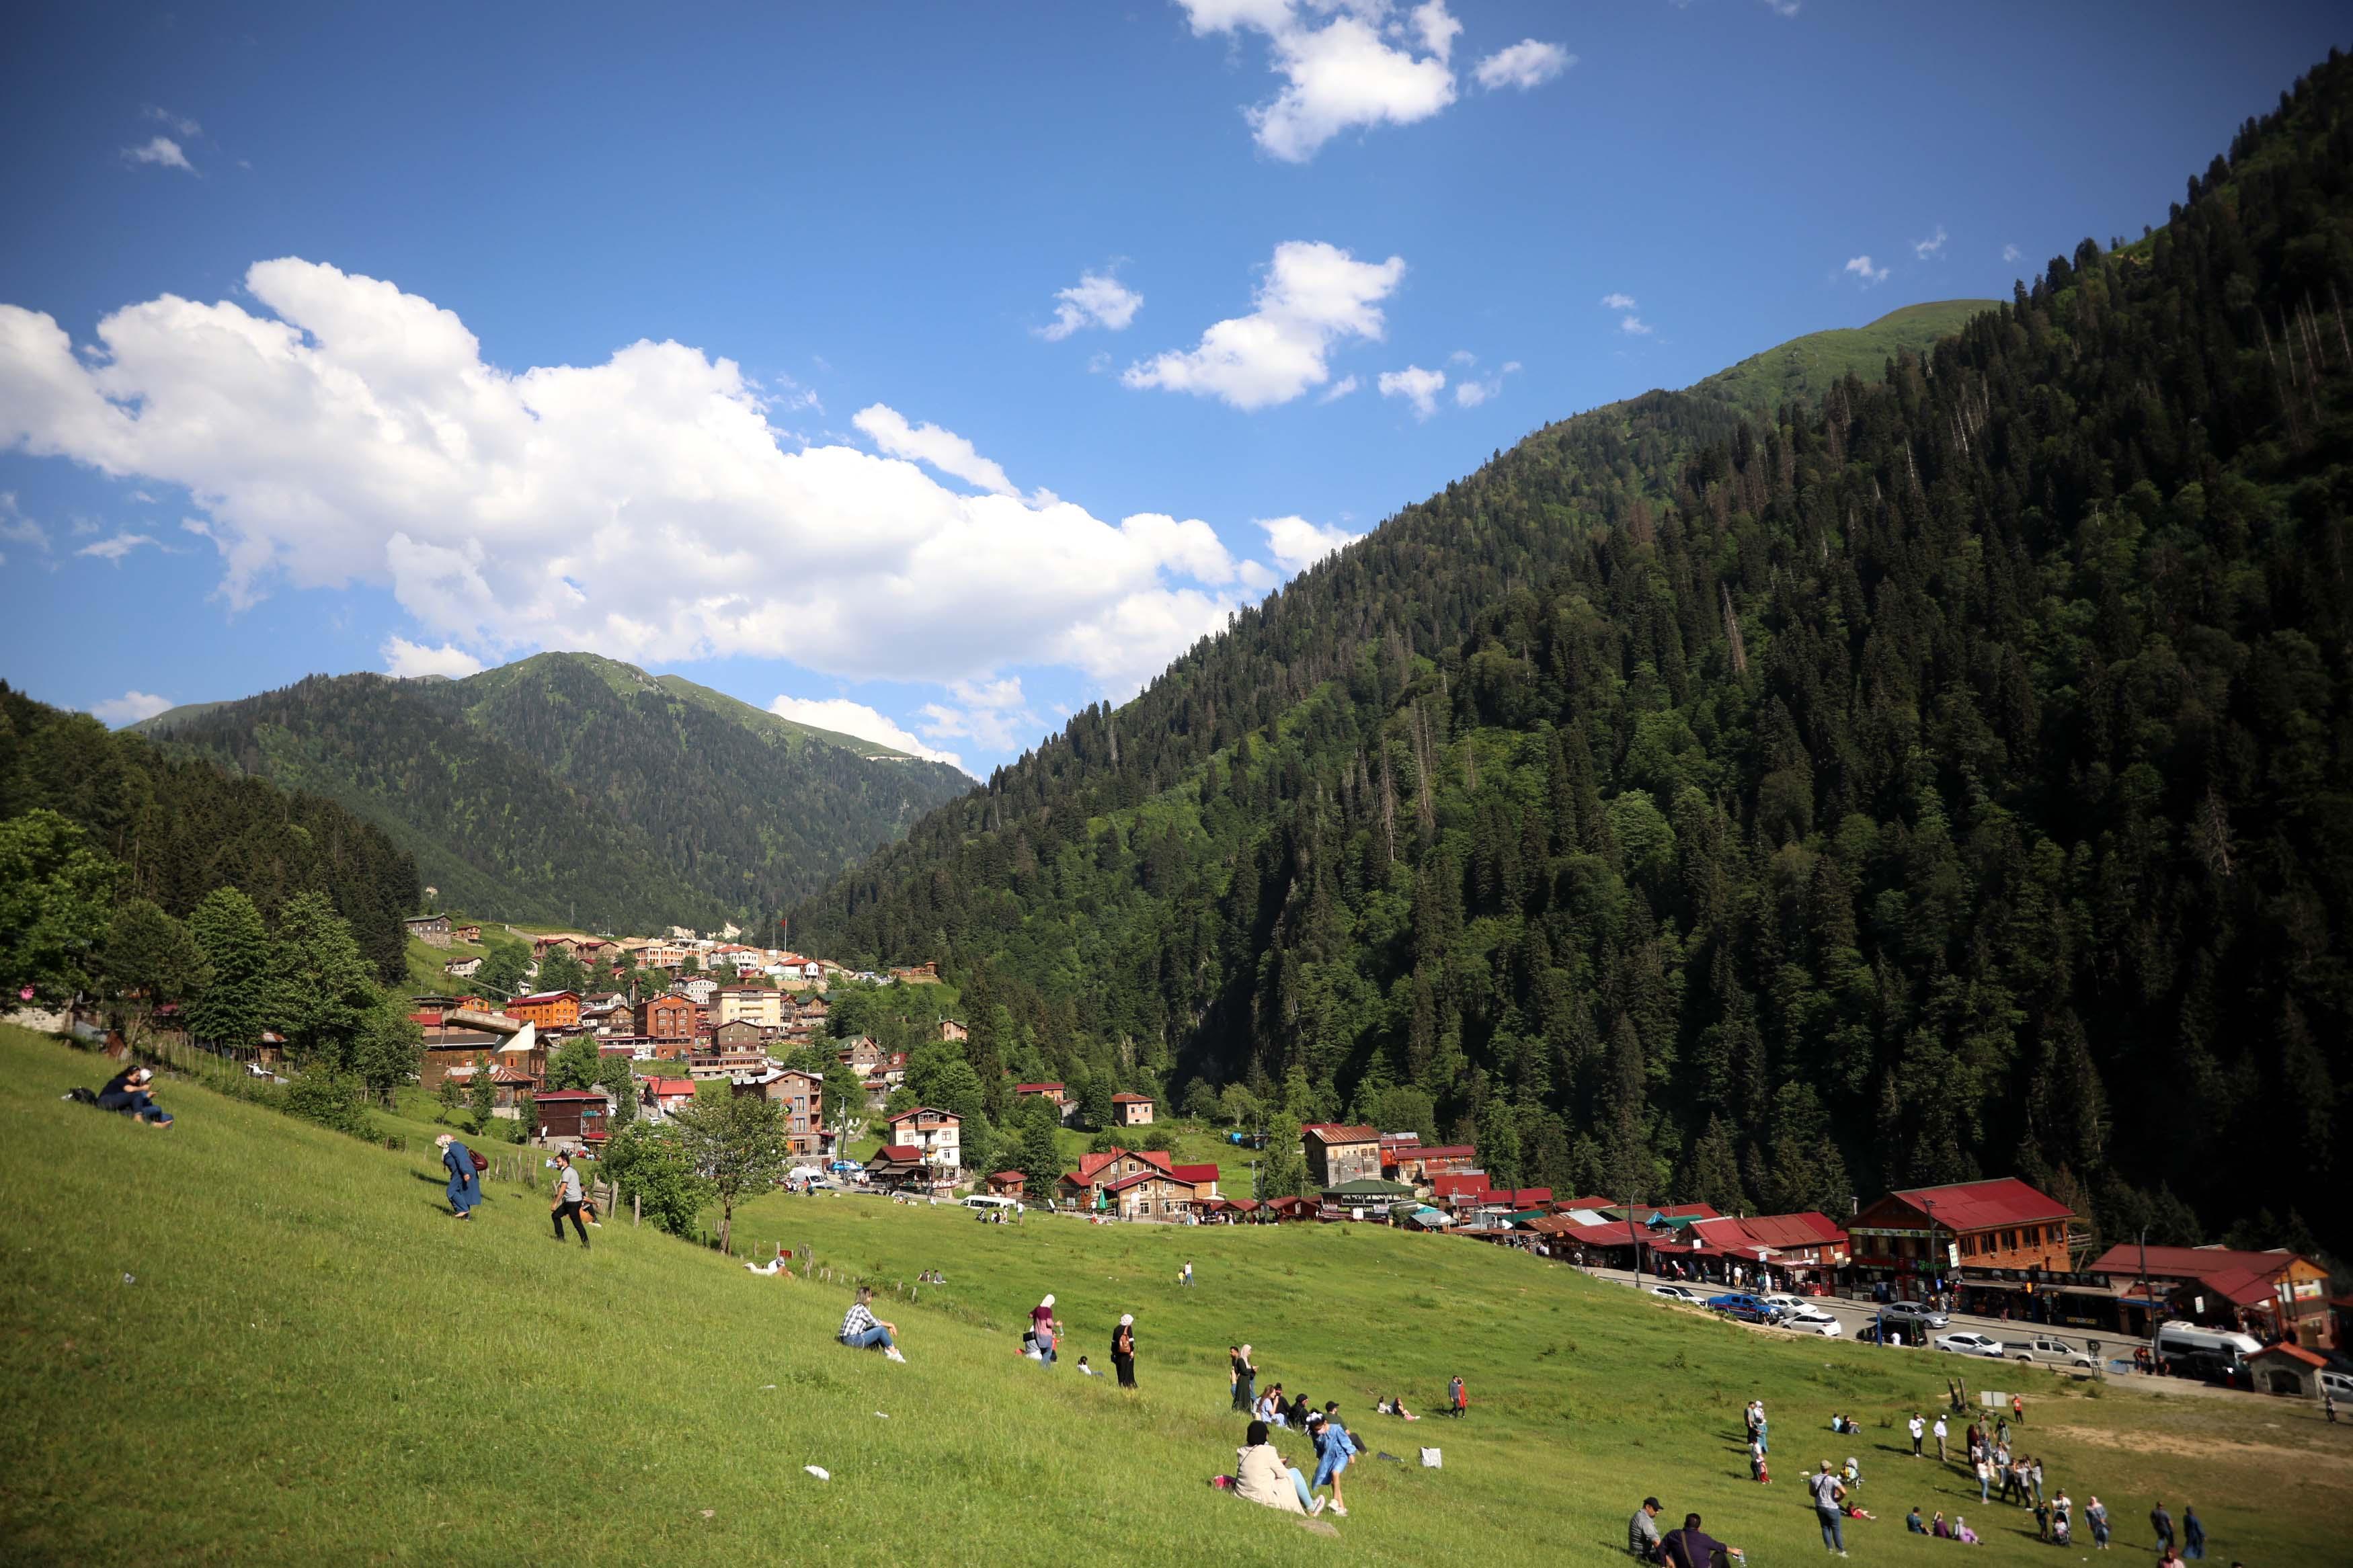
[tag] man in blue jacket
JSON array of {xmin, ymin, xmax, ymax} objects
[{"xmin": 437, "ymin": 1132, "xmax": 480, "ymax": 1219}]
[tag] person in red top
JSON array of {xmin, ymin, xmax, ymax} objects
[
  {"xmin": 1029, "ymin": 1294, "xmax": 1061, "ymax": 1364},
  {"xmin": 1449, "ymin": 1375, "xmax": 1468, "ymax": 1417}
]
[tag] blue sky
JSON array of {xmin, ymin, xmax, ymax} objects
[{"xmin": 2, "ymin": 1, "xmax": 2344, "ymax": 773}]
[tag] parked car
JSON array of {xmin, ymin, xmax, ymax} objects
[
  {"xmin": 1936, "ymin": 1331, "xmax": 2009, "ymax": 1358},
  {"xmin": 1651, "ymin": 1284, "xmax": 1705, "ymax": 1303},
  {"xmin": 1782, "ymin": 1306, "xmax": 1844, "ymax": 1337},
  {"xmin": 1758, "ymin": 1293, "xmax": 1806, "ymax": 1314},
  {"xmin": 1856, "ymin": 1321, "xmax": 1915, "ymax": 1346},
  {"xmin": 1706, "ymin": 1292, "xmax": 1786, "ymax": 1324},
  {"xmin": 1881, "ymin": 1301, "xmax": 1952, "ymax": 1329},
  {"xmin": 2009, "ymin": 1335, "xmax": 2097, "ymax": 1369}
]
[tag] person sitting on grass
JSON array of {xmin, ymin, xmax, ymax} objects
[
  {"xmin": 1232, "ymin": 1419, "xmax": 1322, "ymax": 1516},
  {"xmin": 1661, "ymin": 1510, "xmax": 1741, "ymax": 1568},
  {"xmin": 1377, "ymin": 1393, "xmax": 1420, "ymax": 1420},
  {"xmin": 838, "ymin": 1285, "xmax": 906, "ymax": 1362},
  {"xmin": 96, "ymin": 1065, "xmax": 171, "ymax": 1126},
  {"xmin": 1629, "ymin": 1497, "xmax": 1665, "ymax": 1561},
  {"xmin": 1078, "ymin": 1355, "xmax": 1099, "ymax": 1376},
  {"xmin": 1905, "ymin": 1507, "xmax": 1925, "ymax": 1534}
]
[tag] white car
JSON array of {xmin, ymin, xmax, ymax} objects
[
  {"xmin": 1759, "ymin": 1293, "xmax": 1806, "ymax": 1314},
  {"xmin": 1936, "ymin": 1331, "xmax": 2008, "ymax": 1358},
  {"xmin": 1652, "ymin": 1284, "xmax": 1704, "ymax": 1302},
  {"xmin": 1783, "ymin": 1306, "xmax": 1844, "ymax": 1337}
]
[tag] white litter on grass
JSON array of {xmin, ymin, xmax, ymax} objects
[
  {"xmin": 122, "ymin": 1274, "xmax": 136, "ymax": 1285},
  {"xmin": 874, "ymin": 1411, "xmax": 889, "ymax": 1419},
  {"xmin": 760, "ymin": 1384, "xmax": 776, "ymax": 1391},
  {"xmin": 804, "ymin": 1466, "xmax": 830, "ymax": 1481},
  {"xmin": 699, "ymin": 1509, "xmax": 715, "ymax": 1518}
]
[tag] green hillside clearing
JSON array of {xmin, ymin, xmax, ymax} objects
[
  {"xmin": 1687, "ymin": 299, "xmax": 1997, "ymax": 416},
  {"xmin": 1, "ymin": 1025, "xmax": 2336, "ymax": 1565}
]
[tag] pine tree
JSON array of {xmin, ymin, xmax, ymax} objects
[{"xmin": 187, "ymin": 887, "xmax": 274, "ymax": 1049}]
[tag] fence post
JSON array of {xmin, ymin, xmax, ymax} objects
[{"xmin": 633, "ymin": 1191, "xmax": 641, "ymax": 1227}]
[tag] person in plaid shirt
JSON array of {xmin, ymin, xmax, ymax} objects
[{"xmin": 840, "ymin": 1285, "xmax": 906, "ymax": 1362}]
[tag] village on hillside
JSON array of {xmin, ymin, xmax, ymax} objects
[{"xmin": 381, "ymin": 915, "xmax": 2344, "ymax": 1383}]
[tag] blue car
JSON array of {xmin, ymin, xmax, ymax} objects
[{"xmin": 1706, "ymin": 1292, "xmax": 1785, "ymax": 1325}]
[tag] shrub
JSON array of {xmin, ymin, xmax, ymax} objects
[{"xmin": 282, "ymin": 1069, "xmax": 375, "ymax": 1139}]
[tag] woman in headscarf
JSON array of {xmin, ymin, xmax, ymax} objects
[
  {"xmin": 1111, "ymin": 1313, "xmax": 1136, "ymax": 1389},
  {"xmin": 1029, "ymin": 1294, "xmax": 1060, "ymax": 1365}
]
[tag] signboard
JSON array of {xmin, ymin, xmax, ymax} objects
[{"xmin": 1948, "ymin": 1243, "xmax": 1961, "ymax": 1268}]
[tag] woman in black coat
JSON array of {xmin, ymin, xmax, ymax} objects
[{"xmin": 1111, "ymin": 1315, "xmax": 1137, "ymax": 1388}]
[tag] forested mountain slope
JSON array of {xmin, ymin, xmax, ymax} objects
[
  {"xmin": 142, "ymin": 653, "xmax": 971, "ymax": 932},
  {"xmin": 796, "ymin": 52, "xmax": 2353, "ymax": 1255},
  {"xmin": 0, "ymin": 685, "xmax": 416, "ymax": 979}
]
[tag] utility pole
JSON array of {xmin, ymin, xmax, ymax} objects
[{"xmin": 2137, "ymin": 1225, "xmax": 2152, "ymax": 1342}]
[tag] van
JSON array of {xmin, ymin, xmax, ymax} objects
[
  {"xmin": 963, "ymin": 1194, "xmax": 1016, "ymax": 1214},
  {"xmin": 2154, "ymin": 1323, "xmax": 2263, "ymax": 1377},
  {"xmin": 2318, "ymin": 1367, "xmax": 2353, "ymax": 1403}
]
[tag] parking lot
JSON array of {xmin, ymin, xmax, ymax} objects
[{"xmin": 1577, "ymin": 1264, "xmax": 2153, "ymax": 1378}]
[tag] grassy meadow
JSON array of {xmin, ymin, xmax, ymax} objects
[{"xmin": 2, "ymin": 1022, "xmax": 2344, "ymax": 1565}]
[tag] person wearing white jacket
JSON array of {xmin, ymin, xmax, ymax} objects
[{"xmin": 1233, "ymin": 1421, "xmax": 1322, "ymax": 1516}]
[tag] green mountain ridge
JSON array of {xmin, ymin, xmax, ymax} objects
[
  {"xmin": 793, "ymin": 54, "xmax": 2353, "ymax": 1258},
  {"xmin": 1688, "ymin": 299, "xmax": 1998, "ymax": 416},
  {"xmin": 143, "ymin": 653, "xmax": 972, "ymax": 932}
]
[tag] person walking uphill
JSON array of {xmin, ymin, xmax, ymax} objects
[
  {"xmin": 550, "ymin": 1151, "xmax": 589, "ymax": 1247},
  {"xmin": 436, "ymin": 1133, "xmax": 479, "ymax": 1219},
  {"xmin": 1112, "ymin": 1315, "xmax": 1137, "ymax": 1389},
  {"xmin": 1810, "ymin": 1460, "xmax": 1849, "ymax": 1556}
]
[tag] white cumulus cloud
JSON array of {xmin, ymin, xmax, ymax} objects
[
  {"xmin": 382, "ymin": 636, "xmax": 485, "ymax": 679},
  {"xmin": 0, "ymin": 258, "xmax": 1267, "ymax": 708},
  {"xmin": 1453, "ymin": 359, "xmax": 1520, "ymax": 407},
  {"xmin": 1039, "ymin": 270, "xmax": 1143, "ymax": 341},
  {"xmin": 1178, "ymin": 0, "xmax": 1460, "ymax": 163},
  {"xmin": 122, "ymin": 136, "xmax": 194, "ymax": 173},
  {"xmin": 1123, "ymin": 240, "xmax": 1404, "ymax": 411},
  {"xmin": 1378, "ymin": 364, "xmax": 1445, "ymax": 419},
  {"xmin": 144, "ymin": 106, "xmax": 202, "ymax": 138},
  {"xmin": 1259, "ymin": 515, "xmax": 1361, "ymax": 573},
  {"xmin": 1844, "ymin": 255, "xmax": 1889, "ymax": 286},
  {"xmin": 89, "ymin": 690, "xmax": 175, "ymax": 726},
  {"xmin": 851, "ymin": 403, "xmax": 1017, "ymax": 496},
  {"xmin": 1914, "ymin": 224, "xmax": 1949, "ymax": 260},
  {"xmin": 1318, "ymin": 374, "xmax": 1361, "ymax": 403},
  {"xmin": 1474, "ymin": 39, "xmax": 1573, "ymax": 91},
  {"xmin": 768, "ymin": 695, "xmax": 967, "ymax": 770},
  {"xmin": 2003, "ymin": 243, "xmax": 2023, "ymax": 263},
  {"xmin": 1619, "ymin": 316, "xmax": 1652, "ymax": 335},
  {"xmin": 1599, "ymin": 292, "xmax": 1637, "ymax": 311},
  {"xmin": 917, "ymin": 676, "xmax": 1042, "ymax": 757}
]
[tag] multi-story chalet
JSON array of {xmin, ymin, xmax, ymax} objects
[
  {"xmin": 442, "ymin": 955, "xmax": 483, "ymax": 979},
  {"xmin": 1301, "ymin": 1124, "xmax": 1382, "ymax": 1186},
  {"xmin": 883, "ymin": 1106, "xmax": 961, "ymax": 1173},
  {"xmin": 1382, "ymin": 1140, "xmax": 1478, "ymax": 1186},
  {"xmin": 643, "ymin": 993, "xmax": 695, "ymax": 1042},
  {"xmin": 939, "ymin": 1018, "xmax": 969, "ymax": 1042},
  {"xmin": 1015, "ymin": 1081, "xmax": 1072, "ymax": 1124},
  {"xmin": 1111, "ymin": 1091, "xmax": 1154, "ymax": 1126},
  {"xmin": 736, "ymin": 1067, "xmax": 829, "ymax": 1157},
  {"xmin": 450, "ymin": 924, "xmax": 482, "ymax": 944},
  {"xmin": 718, "ymin": 985, "xmax": 784, "ymax": 1028},
  {"xmin": 686, "ymin": 1047, "xmax": 769, "ymax": 1083},
  {"xmin": 1849, "ymin": 1178, "xmax": 2074, "ymax": 1284},
  {"xmin": 502, "ymin": 991, "xmax": 581, "ymax": 1030},
  {"xmin": 1058, "ymin": 1148, "xmax": 1217, "ymax": 1208},
  {"xmin": 1104, "ymin": 1170, "xmax": 1195, "ymax": 1221},
  {"xmin": 837, "ymin": 1035, "xmax": 885, "ymax": 1075},
  {"xmin": 676, "ymin": 975, "xmax": 718, "ymax": 1005},
  {"xmin": 405, "ymin": 915, "xmax": 452, "ymax": 948}
]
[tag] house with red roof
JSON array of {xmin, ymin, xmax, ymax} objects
[
  {"xmin": 2088, "ymin": 1243, "xmax": 2334, "ymax": 1347},
  {"xmin": 1103, "ymin": 1168, "xmax": 1195, "ymax": 1220},
  {"xmin": 1110, "ymin": 1091, "xmax": 1154, "ymax": 1126},
  {"xmin": 1850, "ymin": 1178, "xmax": 2074, "ymax": 1283},
  {"xmin": 985, "ymin": 1171, "xmax": 1026, "ymax": 1198},
  {"xmin": 1059, "ymin": 1147, "xmax": 1178, "ymax": 1207},
  {"xmin": 1170, "ymin": 1162, "xmax": 1221, "ymax": 1200},
  {"xmin": 883, "ymin": 1106, "xmax": 961, "ymax": 1175},
  {"xmin": 865, "ymin": 1144, "xmax": 932, "ymax": 1187},
  {"xmin": 1300, "ymin": 1123, "xmax": 1382, "ymax": 1186},
  {"xmin": 1383, "ymin": 1141, "xmax": 1478, "ymax": 1185},
  {"xmin": 2245, "ymin": 1341, "xmax": 2335, "ymax": 1397}
]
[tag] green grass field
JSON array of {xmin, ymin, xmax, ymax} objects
[{"xmin": 2, "ymin": 1023, "xmax": 2342, "ymax": 1565}]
